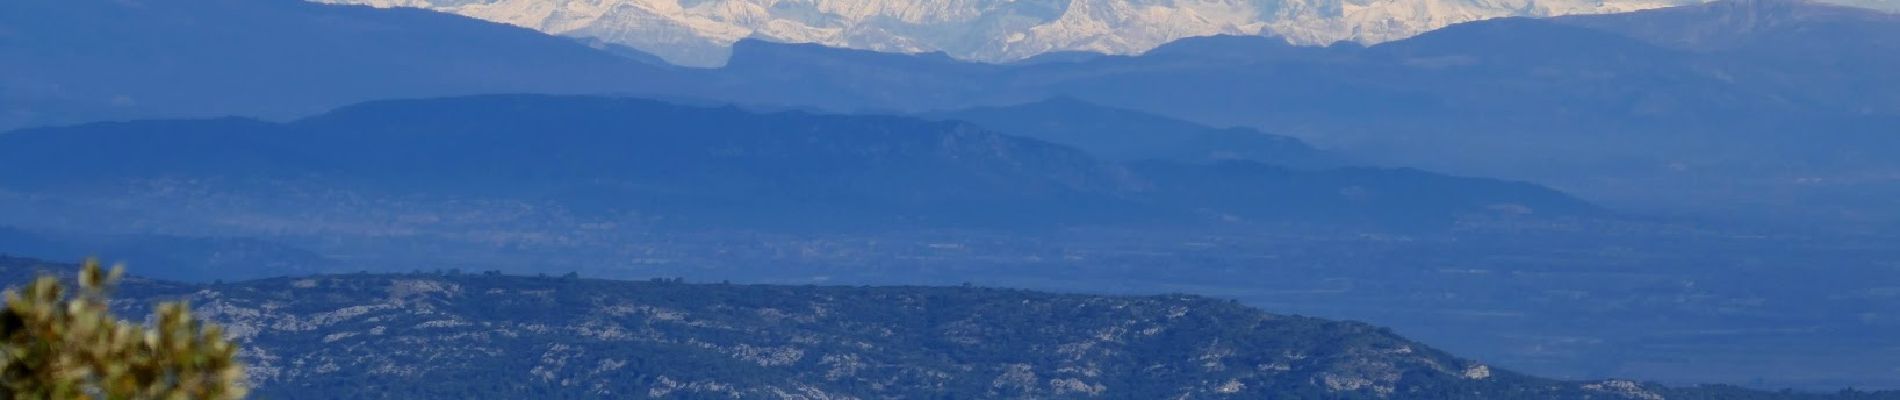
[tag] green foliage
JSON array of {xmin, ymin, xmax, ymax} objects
[{"xmin": 0, "ymin": 259, "xmax": 246, "ymax": 399}]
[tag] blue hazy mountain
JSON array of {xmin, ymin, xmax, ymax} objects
[
  {"xmin": 1557, "ymin": 0, "xmax": 1900, "ymax": 118},
  {"xmin": 686, "ymin": 1, "xmax": 1900, "ymax": 224},
  {"xmin": 929, "ymin": 97, "xmax": 1346, "ymax": 168},
  {"xmin": 0, "ymin": 95, "xmax": 1593, "ymax": 231},
  {"xmin": 12, "ymin": 0, "xmax": 1895, "ymax": 224},
  {"xmin": 0, "ymin": 0, "xmax": 671, "ymax": 132}
]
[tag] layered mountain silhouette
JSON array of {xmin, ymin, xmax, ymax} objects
[
  {"xmin": 699, "ymin": 5, "xmax": 1899, "ymax": 166},
  {"xmin": 0, "ymin": 95, "xmax": 1592, "ymax": 231},
  {"xmin": 681, "ymin": 0, "xmax": 1900, "ymax": 223},
  {"xmin": 1558, "ymin": 0, "xmax": 1900, "ymax": 123}
]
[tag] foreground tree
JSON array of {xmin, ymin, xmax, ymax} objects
[{"xmin": 0, "ymin": 259, "xmax": 246, "ymax": 399}]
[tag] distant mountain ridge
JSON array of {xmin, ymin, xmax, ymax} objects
[
  {"xmin": 0, "ymin": 95, "xmax": 1593, "ymax": 232},
  {"xmin": 3, "ymin": 256, "xmax": 1891, "ymax": 399},
  {"xmin": 675, "ymin": 0, "xmax": 1900, "ymax": 224},
  {"xmin": 9, "ymin": 0, "xmax": 1899, "ymax": 224}
]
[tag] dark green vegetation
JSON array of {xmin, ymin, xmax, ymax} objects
[{"xmin": 0, "ymin": 256, "xmax": 1891, "ymax": 399}]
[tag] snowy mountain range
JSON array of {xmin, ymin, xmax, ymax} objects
[{"xmin": 306, "ymin": 0, "xmax": 1790, "ymax": 66}]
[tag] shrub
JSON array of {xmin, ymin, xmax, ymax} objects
[{"xmin": 0, "ymin": 259, "xmax": 246, "ymax": 399}]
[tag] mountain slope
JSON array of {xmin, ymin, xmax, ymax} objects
[
  {"xmin": 2, "ymin": 256, "xmax": 1888, "ymax": 399},
  {"xmin": 1555, "ymin": 0, "xmax": 1900, "ymax": 116},
  {"xmin": 0, "ymin": 0, "xmax": 675, "ymax": 132},
  {"xmin": 682, "ymin": 0, "xmax": 1900, "ymax": 224},
  {"xmin": 9, "ymin": 0, "xmax": 1897, "ymax": 225}
]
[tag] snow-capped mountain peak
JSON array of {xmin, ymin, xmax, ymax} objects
[{"xmin": 313, "ymin": 0, "xmax": 1726, "ymax": 66}]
